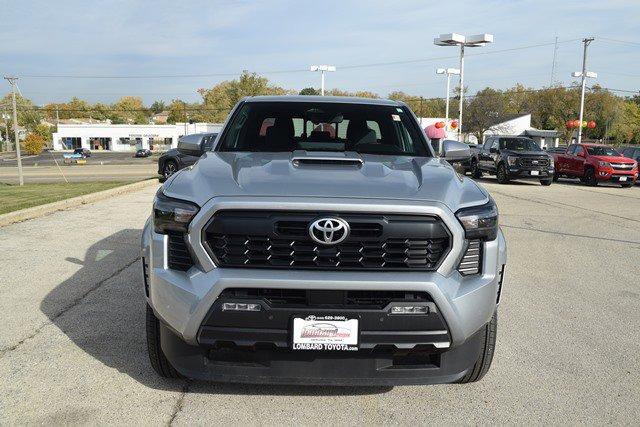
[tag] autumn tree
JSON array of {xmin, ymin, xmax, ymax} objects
[
  {"xmin": 110, "ymin": 96, "xmax": 148, "ymax": 124},
  {"xmin": 23, "ymin": 132, "xmax": 45, "ymax": 154}
]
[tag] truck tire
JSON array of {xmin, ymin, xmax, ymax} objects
[
  {"xmin": 146, "ymin": 304, "xmax": 182, "ymax": 379},
  {"xmin": 496, "ymin": 163, "xmax": 510, "ymax": 184},
  {"xmin": 552, "ymin": 171, "xmax": 559, "ymax": 182},
  {"xmin": 458, "ymin": 311, "xmax": 497, "ymax": 384},
  {"xmin": 471, "ymin": 159, "xmax": 483, "ymax": 179},
  {"xmin": 163, "ymin": 160, "xmax": 178, "ymax": 179},
  {"xmin": 540, "ymin": 179, "xmax": 552, "ymax": 186},
  {"xmin": 584, "ymin": 168, "xmax": 598, "ymax": 186}
]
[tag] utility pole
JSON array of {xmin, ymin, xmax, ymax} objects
[
  {"xmin": 4, "ymin": 76, "xmax": 24, "ymax": 186},
  {"xmin": 550, "ymin": 36, "xmax": 559, "ymax": 86},
  {"xmin": 575, "ymin": 37, "xmax": 595, "ymax": 144}
]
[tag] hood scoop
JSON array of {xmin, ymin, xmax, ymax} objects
[{"xmin": 290, "ymin": 150, "xmax": 363, "ymax": 167}]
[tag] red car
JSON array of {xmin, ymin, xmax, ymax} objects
[{"xmin": 552, "ymin": 143, "xmax": 638, "ymax": 187}]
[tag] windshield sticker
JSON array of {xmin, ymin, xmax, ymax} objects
[{"xmin": 392, "ymin": 114, "xmax": 401, "ymax": 121}]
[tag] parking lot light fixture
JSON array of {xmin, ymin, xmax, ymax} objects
[
  {"xmin": 436, "ymin": 68, "xmax": 461, "ymax": 122},
  {"xmin": 573, "ymin": 37, "xmax": 596, "ymax": 144},
  {"xmin": 434, "ymin": 33, "xmax": 494, "ymax": 141},
  {"xmin": 309, "ymin": 65, "xmax": 336, "ymax": 96}
]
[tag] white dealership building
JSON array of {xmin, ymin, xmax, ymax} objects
[{"xmin": 52, "ymin": 122, "xmax": 223, "ymax": 152}]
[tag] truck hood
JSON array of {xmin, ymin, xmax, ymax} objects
[
  {"xmin": 163, "ymin": 152, "xmax": 490, "ymax": 211},
  {"xmin": 591, "ymin": 155, "xmax": 635, "ymax": 164}
]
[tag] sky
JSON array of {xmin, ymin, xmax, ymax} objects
[{"xmin": 1, "ymin": 0, "xmax": 639, "ymax": 106}]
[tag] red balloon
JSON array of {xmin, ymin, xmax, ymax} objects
[
  {"xmin": 450, "ymin": 120, "xmax": 458, "ymax": 129},
  {"xmin": 572, "ymin": 120, "xmax": 580, "ymax": 128},
  {"xmin": 566, "ymin": 120, "xmax": 574, "ymax": 129},
  {"xmin": 435, "ymin": 121, "xmax": 445, "ymax": 129},
  {"xmin": 587, "ymin": 120, "xmax": 596, "ymax": 129}
]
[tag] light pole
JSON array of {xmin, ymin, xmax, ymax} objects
[
  {"xmin": 572, "ymin": 37, "xmax": 596, "ymax": 144},
  {"xmin": 434, "ymin": 33, "xmax": 494, "ymax": 141},
  {"xmin": 4, "ymin": 76, "xmax": 24, "ymax": 185},
  {"xmin": 436, "ymin": 68, "xmax": 461, "ymax": 122},
  {"xmin": 309, "ymin": 65, "xmax": 336, "ymax": 96}
]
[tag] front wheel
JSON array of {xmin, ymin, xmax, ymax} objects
[
  {"xmin": 540, "ymin": 179, "xmax": 552, "ymax": 186},
  {"xmin": 552, "ymin": 171, "xmax": 559, "ymax": 182},
  {"xmin": 146, "ymin": 304, "xmax": 182, "ymax": 378},
  {"xmin": 163, "ymin": 160, "xmax": 178, "ymax": 179},
  {"xmin": 471, "ymin": 160, "xmax": 483, "ymax": 179},
  {"xmin": 458, "ymin": 311, "xmax": 497, "ymax": 383},
  {"xmin": 496, "ymin": 164, "xmax": 510, "ymax": 184},
  {"xmin": 584, "ymin": 168, "xmax": 598, "ymax": 186}
]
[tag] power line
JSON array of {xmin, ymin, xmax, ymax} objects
[
  {"xmin": 599, "ymin": 37, "xmax": 640, "ymax": 47},
  {"xmin": 16, "ymin": 39, "xmax": 581, "ymax": 79}
]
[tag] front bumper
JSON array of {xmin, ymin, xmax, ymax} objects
[
  {"xmin": 141, "ymin": 197, "xmax": 507, "ymax": 384},
  {"xmin": 507, "ymin": 167, "xmax": 554, "ymax": 179},
  {"xmin": 595, "ymin": 169, "xmax": 638, "ymax": 183}
]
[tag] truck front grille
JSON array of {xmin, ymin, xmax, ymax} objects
[
  {"xmin": 520, "ymin": 157, "xmax": 550, "ymax": 168},
  {"xmin": 611, "ymin": 163, "xmax": 634, "ymax": 170},
  {"xmin": 203, "ymin": 211, "xmax": 451, "ymax": 271}
]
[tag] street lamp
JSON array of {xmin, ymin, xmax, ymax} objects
[
  {"xmin": 436, "ymin": 68, "xmax": 461, "ymax": 122},
  {"xmin": 434, "ymin": 33, "xmax": 494, "ymax": 141},
  {"xmin": 309, "ymin": 65, "xmax": 336, "ymax": 96},
  {"xmin": 572, "ymin": 70, "xmax": 597, "ymax": 144}
]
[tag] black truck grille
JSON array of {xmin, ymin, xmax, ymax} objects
[
  {"xmin": 520, "ymin": 157, "xmax": 550, "ymax": 168},
  {"xmin": 203, "ymin": 211, "xmax": 451, "ymax": 271}
]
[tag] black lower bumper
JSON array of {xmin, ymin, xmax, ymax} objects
[
  {"xmin": 159, "ymin": 289, "xmax": 484, "ymax": 385},
  {"xmin": 160, "ymin": 322, "xmax": 483, "ymax": 385},
  {"xmin": 507, "ymin": 168, "xmax": 553, "ymax": 179}
]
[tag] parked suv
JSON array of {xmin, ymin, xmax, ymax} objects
[
  {"xmin": 470, "ymin": 136, "xmax": 554, "ymax": 185},
  {"xmin": 142, "ymin": 96, "xmax": 507, "ymax": 385},
  {"xmin": 157, "ymin": 132, "xmax": 218, "ymax": 180},
  {"xmin": 552, "ymin": 143, "xmax": 638, "ymax": 187}
]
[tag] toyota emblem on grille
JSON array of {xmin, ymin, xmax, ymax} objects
[{"xmin": 309, "ymin": 218, "xmax": 350, "ymax": 245}]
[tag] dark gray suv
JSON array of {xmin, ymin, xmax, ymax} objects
[
  {"xmin": 157, "ymin": 132, "xmax": 217, "ymax": 180},
  {"xmin": 142, "ymin": 96, "xmax": 507, "ymax": 385}
]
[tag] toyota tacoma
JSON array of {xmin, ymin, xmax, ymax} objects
[{"xmin": 141, "ymin": 96, "xmax": 507, "ymax": 385}]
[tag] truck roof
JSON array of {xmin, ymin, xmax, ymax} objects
[{"xmin": 244, "ymin": 95, "xmax": 404, "ymax": 107}]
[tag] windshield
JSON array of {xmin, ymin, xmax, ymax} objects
[
  {"xmin": 585, "ymin": 145, "xmax": 620, "ymax": 156},
  {"xmin": 217, "ymin": 101, "xmax": 431, "ymax": 157},
  {"xmin": 500, "ymin": 138, "xmax": 541, "ymax": 152}
]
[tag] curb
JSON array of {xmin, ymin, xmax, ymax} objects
[{"xmin": 0, "ymin": 179, "xmax": 159, "ymax": 227}]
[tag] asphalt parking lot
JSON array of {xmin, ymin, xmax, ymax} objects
[{"xmin": 1, "ymin": 179, "xmax": 639, "ymax": 424}]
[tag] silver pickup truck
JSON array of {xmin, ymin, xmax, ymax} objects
[{"xmin": 141, "ymin": 95, "xmax": 507, "ymax": 386}]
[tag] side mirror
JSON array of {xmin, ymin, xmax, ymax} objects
[
  {"xmin": 177, "ymin": 137, "xmax": 202, "ymax": 156},
  {"xmin": 577, "ymin": 151, "xmax": 585, "ymax": 158},
  {"xmin": 489, "ymin": 147, "xmax": 498, "ymax": 154},
  {"xmin": 443, "ymin": 140, "xmax": 471, "ymax": 163}
]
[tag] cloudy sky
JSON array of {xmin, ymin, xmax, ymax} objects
[{"xmin": 1, "ymin": 0, "xmax": 639, "ymax": 105}]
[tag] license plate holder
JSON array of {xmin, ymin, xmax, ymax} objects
[{"xmin": 292, "ymin": 316, "xmax": 358, "ymax": 351}]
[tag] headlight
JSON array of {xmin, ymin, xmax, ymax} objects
[
  {"xmin": 507, "ymin": 156, "xmax": 518, "ymax": 166},
  {"xmin": 598, "ymin": 161, "xmax": 611, "ymax": 168},
  {"xmin": 153, "ymin": 190, "xmax": 199, "ymax": 234},
  {"xmin": 549, "ymin": 157, "xmax": 554, "ymax": 168},
  {"xmin": 455, "ymin": 199, "xmax": 499, "ymax": 241}
]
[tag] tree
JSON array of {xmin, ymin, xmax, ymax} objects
[
  {"xmin": 0, "ymin": 92, "xmax": 42, "ymax": 132},
  {"xmin": 110, "ymin": 96, "xmax": 148, "ymax": 124},
  {"xmin": 198, "ymin": 71, "xmax": 293, "ymax": 122},
  {"xmin": 299, "ymin": 87, "xmax": 320, "ymax": 96},
  {"xmin": 610, "ymin": 101, "xmax": 640, "ymax": 145},
  {"xmin": 23, "ymin": 133, "xmax": 45, "ymax": 154},
  {"xmin": 464, "ymin": 88, "xmax": 510, "ymax": 140},
  {"xmin": 150, "ymin": 100, "xmax": 166, "ymax": 114}
]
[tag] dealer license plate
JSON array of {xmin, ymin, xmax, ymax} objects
[
  {"xmin": 619, "ymin": 176, "xmax": 628, "ymax": 181},
  {"xmin": 530, "ymin": 170, "xmax": 540, "ymax": 176},
  {"xmin": 292, "ymin": 316, "xmax": 358, "ymax": 351}
]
